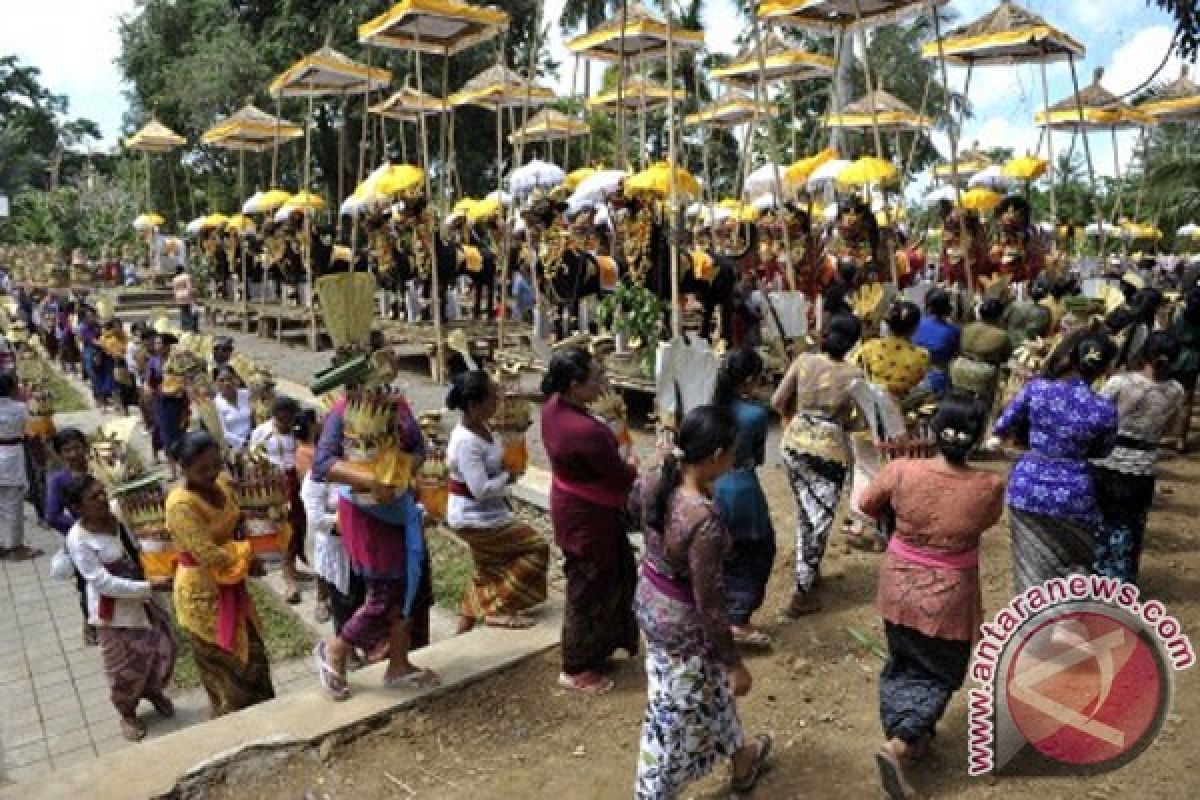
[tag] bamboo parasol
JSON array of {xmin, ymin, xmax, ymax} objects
[
  {"xmin": 360, "ymin": 0, "xmax": 510, "ymax": 384},
  {"xmin": 823, "ymin": 88, "xmax": 932, "ymax": 132},
  {"xmin": 565, "ymin": 2, "xmax": 705, "ymax": 64},
  {"xmin": 507, "ymin": 109, "xmax": 590, "ymax": 145},
  {"xmin": 448, "ymin": 64, "xmax": 556, "ymax": 109},
  {"xmin": 125, "ymin": 119, "xmax": 186, "ymax": 225},
  {"xmin": 709, "ymin": 29, "xmax": 834, "ymax": 88},
  {"xmin": 202, "ymin": 104, "xmax": 304, "ymax": 330},
  {"xmin": 585, "ymin": 76, "xmax": 684, "ymax": 112},
  {"xmin": 1138, "ymin": 66, "xmax": 1200, "ymax": 122},
  {"xmin": 757, "ymin": 0, "xmax": 949, "ymax": 33},
  {"xmin": 684, "ymin": 94, "xmax": 772, "ymax": 128},
  {"xmin": 369, "ymin": 85, "xmax": 444, "ymax": 164}
]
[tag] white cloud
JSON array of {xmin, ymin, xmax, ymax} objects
[
  {"xmin": 1104, "ymin": 25, "xmax": 1185, "ymax": 96},
  {"xmin": 0, "ymin": 0, "xmax": 136, "ymax": 149}
]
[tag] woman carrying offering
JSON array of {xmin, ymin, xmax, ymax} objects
[
  {"xmin": 710, "ymin": 349, "xmax": 775, "ymax": 646},
  {"xmin": 445, "ymin": 371, "xmax": 549, "ymax": 632},
  {"xmin": 994, "ymin": 334, "xmax": 1118, "ymax": 592},
  {"xmin": 65, "ymin": 475, "xmax": 176, "ymax": 741},
  {"xmin": 860, "ymin": 395, "xmax": 1004, "ymax": 800},
  {"xmin": 631, "ymin": 405, "xmax": 772, "ymax": 799},
  {"xmin": 1092, "ymin": 332, "xmax": 1185, "ymax": 583},
  {"xmin": 45, "ymin": 428, "xmax": 95, "ymax": 644},
  {"xmin": 214, "ymin": 366, "xmax": 255, "ymax": 456},
  {"xmin": 541, "ymin": 348, "xmax": 638, "ymax": 695},
  {"xmin": 165, "ymin": 432, "xmax": 275, "ymax": 717},
  {"xmin": 771, "ymin": 313, "xmax": 864, "ymax": 615}
]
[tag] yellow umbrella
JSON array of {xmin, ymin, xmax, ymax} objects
[
  {"xmin": 565, "ymin": 167, "xmax": 597, "ymax": 191},
  {"xmin": 566, "ymin": 2, "xmax": 705, "ymax": 63},
  {"xmin": 467, "ymin": 194, "xmax": 504, "ymax": 222},
  {"xmin": 225, "ymin": 214, "xmax": 256, "ymax": 235},
  {"xmin": 286, "ymin": 191, "xmax": 325, "ymax": 211},
  {"xmin": 243, "ymin": 189, "xmax": 292, "ymax": 214},
  {"xmin": 835, "ymin": 157, "xmax": 898, "ymax": 188},
  {"xmin": 1003, "ymin": 154, "xmax": 1049, "ymax": 181},
  {"xmin": 201, "ymin": 212, "xmax": 230, "ymax": 229},
  {"xmin": 453, "ymin": 197, "xmax": 478, "ymax": 215},
  {"xmin": 625, "ymin": 162, "xmax": 702, "ymax": 198},
  {"xmin": 785, "ymin": 148, "xmax": 839, "ymax": 185},
  {"xmin": 718, "ymin": 198, "xmax": 760, "ymax": 222},
  {"xmin": 960, "ymin": 188, "xmax": 1003, "ymax": 213},
  {"xmin": 201, "ymin": 105, "xmax": 303, "ymax": 152},
  {"xmin": 358, "ymin": 0, "xmax": 509, "ymax": 55},
  {"xmin": 125, "ymin": 120, "xmax": 186, "ymax": 153},
  {"xmin": 132, "ymin": 213, "xmax": 165, "ymax": 230}
]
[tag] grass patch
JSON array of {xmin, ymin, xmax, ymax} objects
[
  {"xmin": 44, "ymin": 367, "xmax": 90, "ymax": 412},
  {"xmin": 170, "ymin": 580, "xmax": 317, "ymax": 690},
  {"xmin": 427, "ymin": 528, "xmax": 475, "ymax": 611}
]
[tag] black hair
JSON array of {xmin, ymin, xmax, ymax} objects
[
  {"xmin": 823, "ymin": 313, "xmax": 862, "ymax": 360},
  {"xmin": 887, "ymin": 301, "xmax": 922, "ymax": 338},
  {"xmin": 931, "ymin": 392, "xmax": 988, "ymax": 465},
  {"xmin": 996, "ymin": 195, "xmax": 1032, "ymax": 230},
  {"xmin": 295, "ymin": 409, "xmax": 318, "ymax": 442},
  {"xmin": 272, "ymin": 396, "xmax": 300, "ymax": 417},
  {"xmin": 541, "ymin": 347, "xmax": 593, "ymax": 396},
  {"xmin": 61, "ymin": 473, "xmax": 99, "ymax": 512},
  {"xmin": 215, "ymin": 365, "xmax": 240, "ymax": 382},
  {"xmin": 51, "ymin": 428, "xmax": 88, "ymax": 456},
  {"xmin": 926, "ymin": 288, "xmax": 953, "ymax": 319},
  {"xmin": 1072, "ymin": 334, "xmax": 1117, "ymax": 383},
  {"xmin": 447, "ymin": 370, "xmax": 494, "ymax": 412},
  {"xmin": 1142, "ymin": 330, "xmax": 1181, "ymax": 379},
  {"xmin": 1029, "ymin": 279, "xmax": 1050, "ymax": 302},
  {"xmin": 1185, "ymin": 286, "xmax": 1200, "ymax": 325},
  {"xmin": 712, "ymin": 349, "xmax": 763, "ymax": 408},
  {"xmin": 1131, "ymin": 287, "xmax": 1163, "ymax": 326},
  {"xmin": 979, "ymin": 297, "xmax": 1005, "ymax": 324},
  {"xmin": 647, "ymin": 405, "xmax": 736, "ymax": 533},
  {"xmin": 170, "ymin": 430, "xmax": 220, "ymax": 468},
  {"xmin": 0, "ymin": 372, "xmax": 15, "ymax": 398}
]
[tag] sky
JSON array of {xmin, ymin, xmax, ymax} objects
[{"xmin": 0, "ymin": 0, "xmax": 1187, "ymax": 186}]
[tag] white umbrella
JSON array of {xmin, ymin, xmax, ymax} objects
[
  {"xmin": 1177, "ymin": 223, "xmax": 1199, "ymax": 237},
  {"xmin": 968, "ymin": 165, "xmax": 1014, "ymax": 191},
  {"xmin": 340, "ymin": 195, "xmax": 371, "ymax": 217},
  {"xmin": 743, "ymin": 163, "xmax": 792, "ymax": 200},
  {"xmin": 508, "ymin": 159, "xmax": 565, "ymax": 197},
  {"xmin": 806, "ymin": 159, "xmax": 852, "ymax": 191},
  {"xmin": 923, "ymin": 186, "xmax": 958, "ymax": 210},
  {"xmin": 821, "ymin": 203, "xmax": 839, "ymax": 223},
  {"xmin": 185, "ymin": 217, "xmax": 207, "ymax": 235},
  {"xmin": 1085, "ymin": 221, "xmax": 1121, "ymax": 236},
  {"xmin": 242, "ymin": 192, "xmax": 265, "ymax": 214},
  {"xmin": 568, "ymin": 169, "xmax": 627, "ymax": 208},
  {"xmin": 751, "ymin": 193, "xmax": 780, "ymax": 211},
  {"xmin": 484, "ymin": 189, "xmax": 512, "ymax": 208}
]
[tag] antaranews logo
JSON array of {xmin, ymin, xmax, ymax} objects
[{"xmin": 968, "ymin": 575, "xmax": 1194, "ymax": 777}]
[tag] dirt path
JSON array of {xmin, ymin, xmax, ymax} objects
[{"xmin": 199, "ymin": 449, "xmax": 1200, "ymax": 800}]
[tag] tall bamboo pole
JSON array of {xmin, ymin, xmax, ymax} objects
[
  {"xmin": 412, "ymin": 30, "xmax": 446, "ymax": 384},
  {"xmin": 666, "ymin": 3, "xmax": 681, "ymax": 340},
  {"xmin": 931, "ymin": 3, "xmax": 974, "ymax": 294},
  {"xmin": 751, "ymin": 16, "xmax": 797, "ymax": 289},
  {"xmin": 1039, "ymin": 58, "xmax": 1059, "ymax": 229},
  {"xmin": 1067, "ymin": 54, "xmax": 1103, "ymax": 266}
]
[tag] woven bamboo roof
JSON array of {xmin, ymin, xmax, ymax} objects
[{"xmin": 921, "ymin": 0, "xmax": 1084, "ymax": 65}]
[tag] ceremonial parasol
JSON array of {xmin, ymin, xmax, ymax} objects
[
  {"xmin": 1003, "ymin": 154, "xmax": 1049, "ymax": 181},
  {"xmin": 125, "ymin": 119, "xmax": 186, "ymax": 230},
  {"xmin": 369, "ymin": 85, "xmax": 446, "ymax": 165},
  {"xmin": 1177, "ymin": 223, "xmax": 1200, "ymax": 238},
  {"xmin": 132, "ymin": 213, "xmax": 165, "ymax": 232},
  {"xmin": 959, "ymin": 188, "xmax": 1002, "ymax": 213},
  {"xmin": 449, "ymin": 65, "xmax": 555, "ymax": 110},
  {"xmin": 508, "ymin": 159, "xmax": 566, "ymax": 197},
  {"xmin": 507, "ymin": 109, "xmax": 590, "ymax": 145},
  {"xmin": 568, "ymin": 169, "xmax": 628, "ymax": 209},
  {"xmin": 709, "ymin": 29, "xmax": 834, "ymax": 88},
  {"xmin": 586, "ymin": 77, "xmax": 684, "ymax": 113},
  {"xmin": 564, "ymin": 167, "xmax": 597, "ymax": 191},
  {"xmin": 625, "ymin": 162, "xmax": 701, "ymax": 200},
  {"xmin": 242, "ymin": 189, "xmax": 292, "ymax": 214},
  {"xmin": 684, "ymin": 94, "xmax": 772, "ymax": 129},
  {"xmin": 968, "ymin": 165, "xmax": 1015, "ymax": 192},
  {"xmin": 565, "ymin": 2, "xmax": 704, "ymax": 63},
  {"xmin": 744, "ymin": 163, "xmax": 798, "ymax": 201},
  {"xmin": 806, "ymin": 158, "xmax": 853, "ymax": 191},
  {"xmin": 923, "ymin": 185, "xmax": 958, "ymax": 210},
  {"xmin": 835, "ymin": 156, "xmax": 899, "ymax": 189},
  {"xmin": 933, "ymin": 144, "xmax": 991, "ymax": 183},
  {"xmin": 758, "ymin": 0, "xmax": 949, "ymax": 33},
  {"xmin": 823, "ymin": 89, "xmax": 932, "ymax": 133},
  {"xmin": 785, "ymin": 149, "xmax": 838, "ymax": 186},
  {"xmin": 1139, "ymin": 66, "xmax": 1200, "ymax": 122}
]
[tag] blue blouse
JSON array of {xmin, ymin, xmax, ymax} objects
[
  {"xmin": 912, "ymin": 316, "xmax": 961, "ymax": 367},
  {"xmin": 994, "ymin": 378, "xmax": 1118, "ymax": 523}
]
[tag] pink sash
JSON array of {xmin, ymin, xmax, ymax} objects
[
  {"xmin": 887, "ymin": 536, "xmax": 978, "ymax": 570},
  {"xmin": 178, "ymin": 551, "xmax": 248, "ymax": 654}
]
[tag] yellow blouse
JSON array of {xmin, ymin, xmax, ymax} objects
[
  {"xmin": 854, "ymin": 336, "xmax": 930, "ymax": 400},
  {"xmin": 775, "ymin": 353, "xmax": 863, "ymax": 465},
  {"xmin": 165, "ymin": 479, "xmax": 258, "ymax": 663}
]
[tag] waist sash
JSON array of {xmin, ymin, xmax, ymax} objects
[
  {"xmin": 641, "ymin": 561, "xmax": 694, "ymax": 606},
  {"xmin": 887, "ymin": 536, "xmax": 978, "ymax": 570}
]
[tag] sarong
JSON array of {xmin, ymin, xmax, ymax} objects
[
  {"xmin": 781, "ymin": 449, "xmax": 847, "ymax": 593},
  {"xmin": 634, "ymin": 648, "xmax": 744, "ymax": 800},
  {"xmin": 1009, "ymin": 507, "xmax": 1094, "ymax": 594},
  {"xmin": 1092, "ymin": 466, "xmax": 1154, "ymax": 583},
  {"xmin": 879, "ymin": 622, "xmax": 970, "ymax": 744},
  {"xmin": 339, "ymin": 573, "xmax": 433, "ymax": 652},
  {"xmin": 716, "ymin": 467, "xmax": 776, "ymax": 625},
  {"xmin": 190, "ymin": 624, "xmax": 275, "ymax": 718},
  {"xmin": 98, "ymin": 602, "xmax": 176, "ymax": 717},
  {"xmin": 562, "ymin": 539, "xmax": 639, "ymax": 675},
  {"xmin": 454, "ymin": 522, "xmax": 549, "ymax": 621},
  {"xmin": 0, "ymin": 485, "xmax": 25, "ymax": 550}
]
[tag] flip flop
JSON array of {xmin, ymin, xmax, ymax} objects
[
  {"xmin": 557, "ymin": 671, "xmax": 614, "ymax": 695},
  {"xmin": 382, "ymin": 668, "xmax": 440, "ymax": 690},
  {"xmin": 875, "ymin": 746, "xmax": 915, "ymax": 800},
  {"xmin": 314, "ymin": 642, "xmax": 350, "ymax": 702},
  {"xmin": 731, "ymin": 733, "xmax": 773, "ymax": 793},
  {"xmin": 732, "ymin": 629, "xmax": 773, "ymax": 648},
  {"xmin": 485, "ymin": 614, "xmax": 536, "ymax": 630}
]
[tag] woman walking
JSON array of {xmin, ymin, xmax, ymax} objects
[
  {"xmin": 860, "ymin": 395, "xmax": 1004, "ymax": 800},
  {"xmin": 994, "ymin": 335, "xmax": 1118, "ymax": 592},
  {"xmin": 65, "ymin": 475, "xmax": 176, "ymax": 741},
  {"xmin": 1092, "ymin": 332, "xmax": 1185, "ymax": 582},
  {"xmin": 711, "ymin": 349, "xmax": 775, "ymax": 645},
  {"xmin": 541, "ymin": 348, "xmax": 638, "ymax": 695},
  {"xmin": 45, "ymin": 428, "xmax": 96, "ymax": 644},
  {"xmin": 770, "ymin": 313, "xmax": 864, "ymax": 615},
  {"xmin": 445, "ymin": 371, "xmax": 549, "ymax": 632},
  {"xmin": 631, "ymin": 405, "xmax": 772, "ymax": 799},
  {"xmin": 165, "ymin": 432, "xmax": 275, "ymax": 716}
]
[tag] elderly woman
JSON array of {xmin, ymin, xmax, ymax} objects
[
  {"xmin": 860, "ymin": 395, "xmax": 1004, "ymax": 800},
  {"xmin": 771, "ymin": 313, "xmax": 864, "ymax": 615},
  {"xmin": 631, "ymin": 406, "xmax": 771, "ymax": 798},
  {"xmin": 541, "ymin": 347, "xmax": 638, "ymax": 695},
  {"xmin": 165, "ymin": 431, "xmax": 275, "ymax": 716},
  {"xmin": 446, "ymin": 370, "xmax": 549, "ymax": 631},
  {"xmin": 994, "ymin": 334, "xmax": 1119, "ymax": 592},
  {"xmin": 65, "ymin": 475, "xmax": 176, "ymax": 741}
]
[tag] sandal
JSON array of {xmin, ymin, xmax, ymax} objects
[
  {"xmin": 314, "ymin": 642, "xmax": 350, "ymax": 702},
  {"xmin": 875, "ymin": 744, "xmax": 916, "ymax": 800},
  {"xmin": 1, "ymin": 546, "xmax": 43, "ymax": 562},
  {"xmin": 731, "ymin": 733, "xmax": 773, "ymax": 793},
  {"xmin": 383, "ymin": 668, "xmax": 440, "ymax": 690},
  {"xmin": 732, "ymin": 628, "xmax": 773, "ymax": 648},
  {"xmin": 557, "ymin": 671, "xmax": 614, "ymax": 695},
  {"xmin": 485, "ymin": 613, "xmax": 536, "ymax": 630},
  {"xmin": 120, "ymin": 716, "xmax": 147, "ymax": 742},
  {"xmin": 784, "ymin": 591, "xmax": 821, "ymax": 618}
]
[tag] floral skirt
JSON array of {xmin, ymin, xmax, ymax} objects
[{"xmin": 634, "ymin": 648, "xmax": 743, "ymax": 800}]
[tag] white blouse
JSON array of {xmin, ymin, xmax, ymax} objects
[
  {"xmin": 249, "ymin": 421, "xmax": 297, "ymax": 469},
  {"xmin": 66, "ymin": 522, "xmax": 152, "ymax": 629},
  {"xmin": 301, "ymin": 473, "xmax": 350, "ymax": 595},
  {"xmin": 446, "ymin": 424, "xmax": 512, "ymax": 530},
  {"xmin": 215, "ymin": 388, "xmax": 254, "ymax": 453}
]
